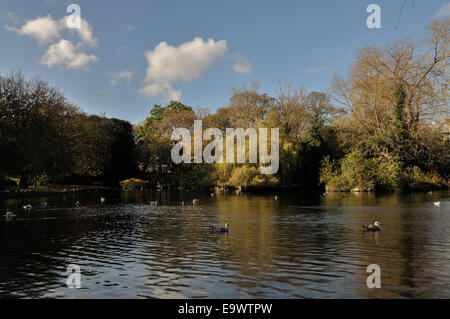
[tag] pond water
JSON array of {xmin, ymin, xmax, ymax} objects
[{"xmin": 0, "ymin": 190, "xmax": 449, "ymax": 299}]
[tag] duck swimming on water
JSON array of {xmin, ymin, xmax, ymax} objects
[
  {"xmin": 363, "ymin": 221, "xmax": 382, "ymax": 232},
  {"xmin": 212, "ymin": 223, "xmax": 229, "ymax": 233},
  {"xmin": 4, "ymin": 210, "xmax": 15, "ymax": 218}
]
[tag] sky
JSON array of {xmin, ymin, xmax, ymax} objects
[{"xmin": 1, "ymin": 0, "xmax": 449, "ymax": 124}]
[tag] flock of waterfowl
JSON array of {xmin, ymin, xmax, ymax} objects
[{"xmin": 2, "ymin": 193, "xmax": 444, "ymax": 234}]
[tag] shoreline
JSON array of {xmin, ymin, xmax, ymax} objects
[
  {"xmin": 1, "ymin": 183, "xmax": 447, "ymax": 197},
  {"xmin": 0, "ymin": 184, "xmax": 112, "ymax": 197}
]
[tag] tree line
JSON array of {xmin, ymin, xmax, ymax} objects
[
  {"xmin": 0, "ymin": 71, "xmax": 135, "ymax": 188},
  {"xmin": 1, "ymin": 18, "xmax": 448, "ymax": 192}
]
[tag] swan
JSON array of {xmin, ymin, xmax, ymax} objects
[
  {"xmin": 363, "ymin": 221, "xmax": 382, "ymax": 231},
  {"xmin": 212, "ymin": 223, "xmax": 229, "ymax": 233}
]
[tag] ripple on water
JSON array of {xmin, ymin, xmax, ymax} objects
[{"xmin": 0, "ymin": 191, "xmax": 449, "ymax": 298}]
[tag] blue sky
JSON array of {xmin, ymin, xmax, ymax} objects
[{"xmin": 1, "ymin": 0, "xmax": 449, "ymax": 124}]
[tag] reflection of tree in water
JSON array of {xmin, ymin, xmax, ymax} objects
[{"xmin": 1, "ymin": 191, "xmax": 448, "ymax": 298}]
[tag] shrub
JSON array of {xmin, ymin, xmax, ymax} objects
[{"xmin": 119, "ymin": 178, "xmax": 149, "ymax": 191}]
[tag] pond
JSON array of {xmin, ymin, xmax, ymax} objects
[{"xmin": 0, "ymin": 190, "xmax": 448, "ymax": 298}]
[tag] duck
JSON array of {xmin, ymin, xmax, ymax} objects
[
  {"xmin": 4, "ymin": 210, "xmax": 15, "ymax": 218},
  {"xmin": 363, "ymin": 221, "xmax": 382, "ymax": 232},
  {"xmin": 433, "ymin": 201, "xmax": 440, "ymax": 207},
  {"xmin": 192, "ymin": 199, "xmax": 200, "ymax": 204},
  {"xmin": 23, "ymin": 204, "xmax": 32, "ymax": 210},
  {"xmin": 212, "ymin": 223, "xmax": 229, "ymax": 233}
]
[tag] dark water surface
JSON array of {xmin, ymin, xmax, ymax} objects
[{"xmin": 0, "ymin": 190, "xmax": 449, "ymax": 299}]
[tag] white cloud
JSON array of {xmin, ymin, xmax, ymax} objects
[
  {"xmin": 41, "ymin": 39, "xmax": 98, "ymax": 70},
  {"xmin": 6, "ymin": 13, "xmax": 99, "ymax": 70},
  {"xmin": 139, "ymin": 37, "xmax": 228, "ymax": 101},
  {"xmin": 6, "ymin": 14, "xmax": 60, "ymax": 45},
  {"xmin": 436, "ymin": 3, "xmax": 450, "ymax": 17},
  {"xmin": 6, "ymin": 15, "xmax": 97, "ymax": 47},
  {"xmin": 233, "ymin": 57, "xmax": 251, "ymax": 74},
  {"xmin": 61, "ymin": 16, "xmax": 98, "ymax": 47},
  {"xmin": 109, "ymin": 71, "xmax": 134, "ymax": 86}
]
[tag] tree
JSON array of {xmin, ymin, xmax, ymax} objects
[{"xmin": 0, "ymin": 71, "xmax": 74, "ymax": 187}]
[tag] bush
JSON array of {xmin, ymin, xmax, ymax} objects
[
  {"xmin": 228, "ymin": 166, "xmax": 259, "ymax": 187},
  {"xmin": 119, "ymin": 178, "xmax": 149, "ymax": 191},
  {"xmin": 320, "ymin": 151, "xmax": 378, "ymax": 191},
  {"xmin": 374, "ymin": 156, "xmax": 403, "ymax": 191}
]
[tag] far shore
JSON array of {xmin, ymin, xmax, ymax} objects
[
  {"xmin": 1, "ymin": 183, "xmax": 447, "ymax": 197},
  {"xmin": 0, "ymin": 184, "xmax": 112, "ymax": 197}
]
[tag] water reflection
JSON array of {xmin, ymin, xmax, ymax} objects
[{"xmin": 0, "ymin": 190, "xmax": 448, "ymax": 298}]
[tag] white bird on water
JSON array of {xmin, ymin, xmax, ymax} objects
[
  {"xmin": 433, "ymin": 201, "xmax": 440, "ymax": 207},
  {"xmin": 4, "ymin": 210, "xmax": 15, "ymax": 218},
  {"xmin": 363, "ymin": 221, "xmax": 382, "ymax": 232}
]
